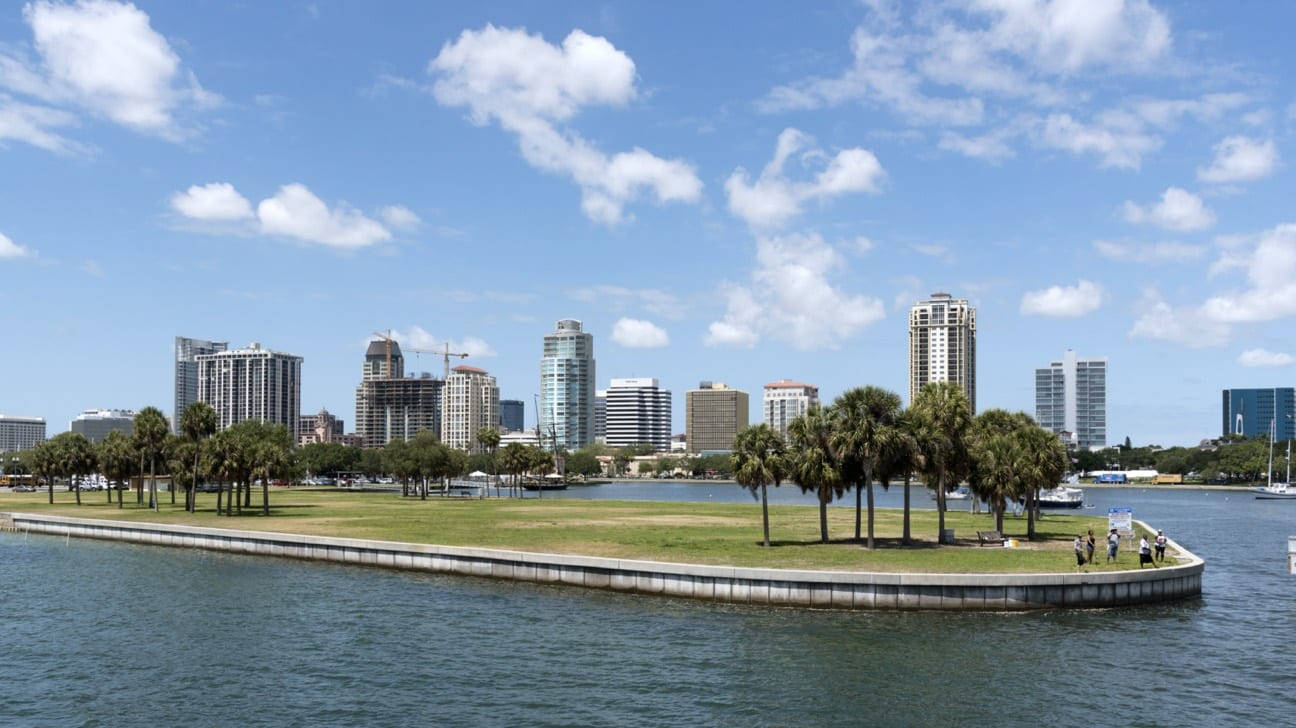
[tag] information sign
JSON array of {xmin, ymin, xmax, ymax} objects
[{"xmin": 1108, "ymin": 507, "xmax": 1133, "ymax": 537}]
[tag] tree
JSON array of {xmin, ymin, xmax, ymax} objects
[
  {"xmin": 1122, "ymin": 435, "xmax": 1132, "ymax": 450},
  {"xmin": 132, "ymin": 407, "xmax": 169, "ymax": 511},
  {"xmin": 787, "ymin": 407, "xmax": 843, "ymax": 544},
  {"xmin": 97, "ymin": 430, "xmax": 136, "ymax": 509},
  {"xmin": 880, "ymin": 409, "xmax": 924, "ymax": 545},
  {"xmin": 31, "ymin": 439, "xmax": 58, "ymax": 505},
  {"xmin": 911, "ymin": 382, "xmax": 972, "ymax": 542},
  {"xmin": 830, "ymin": 386, "xmax": 902, "ymax": 549},
  {"xmin": 251, "ymin": 425, "xmax": 294, "ymax": 515},
  {"xmin": 1015, "ymin": 425, "xmax": 1068, "ymax": 540},
  {"xmin": 51, "ymin": 432, "xmax": 96, "ymax": 506},
  {"xmin": 731, "ymin": 424, "xmax": 787, "ymax": 548},
  {"xmin": 476, "ymin": 427, "xmax": 500, "ymax": 497},
  {"xmin": 178, "ymin": 401, "xmax": 218, "ymax": 512},
  {"xmin": 498, "ymin": 443, "xmax": 528, "ymax": 497},
  {"xmin": 969, "ymin": 409, "xmax": 1035, "ymax": 532},
  {"xmin": 565, "ymin": 449, "xmax": 601, "ymax": 477}
]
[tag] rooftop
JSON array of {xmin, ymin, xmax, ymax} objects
[
  {"xmin": 765, "ymin": 380, "xmax": 815, "ymax": 389},
  {"xmin": 366, "ymin": 339, "xmax": 402, "ymax": 358},
  {"xmin": 451, "ymin": 365, "xmax": 488, "ymax": 375}
]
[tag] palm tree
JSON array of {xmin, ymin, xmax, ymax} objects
[
  {"xmin": 1014, "ymin": 424, "xmax": 1068, "ymax": 540},
  {"xmin": 31, "ymin": 439, "xmax": 58, "ymax": 504},
  {"xmin": 252, "ymin": 427, "xmax": 293, "ymax": 516},
  {"xmin": 831, "ymin": 387, "xmax": 902, "ymax": 549},
  {"xmin": 884, "ymin": 410, "xmax": 926, "ymax": 545},
  {"xmin": 498, "ymin": 443, "xmax": 527, "ymax": 497},
  {"xmin": 911, "ymin": 382, "xmax": 972, "ymax": 542},
  {"xmin": 205, "ymin": 430, "xmax": 237, "ymax": 516},
  {"xmin": 731, "ymin": 424, "xmax": 787, "ymax": 548},
  {"xmin": 179, "ymin": 402, "xmax": 218, "ymax": 513},
  {"xmin": 969, "ymin": 409, "xmax": 1034, "ymax": 533},
  {"xmin": 97, "ymin": 430, "xmax": 136, "ymax": 509},
  {"xmin": 476, "ymin": 427, "xmax": 500, "ymax": 498},
  {"xmin": 50, "ymin": 432, "xmax": 95, "ymax": 506},
  {"xmin": 132, "ymin": 407, "xmax": 169, "ymax": 511},
  {"xmin": 787, "ymin": 407, "xmax": 843, "ymax": 544}
]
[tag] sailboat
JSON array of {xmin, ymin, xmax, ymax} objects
[{"xmin": 1254, "ymin": 418, "xmax": 1296, "ymax": 500}]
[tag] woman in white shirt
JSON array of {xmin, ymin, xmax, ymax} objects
[{"xmin": 1138, "ymin": 535, "xmax": 1157, "ymax": 568}]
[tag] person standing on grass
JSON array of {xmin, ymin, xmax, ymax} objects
[
  {"xmin": 1107, "ymin": 528, "xmax": 1120, "ymax": 563},
  {"xmin": 1074, "ymin": 535, "xmax": 1087, "ymax": 572},
  {"xmin": 1138, "ymin": 535, "xmax": 1157, "ymax": 568},
  {"xmin": 1154, "ymin": 530, "xmax": 1168, "ymax": 563},
  {"xmin": 1085, "ymin": 529, "xmax": 1096, "ymax": 565}
]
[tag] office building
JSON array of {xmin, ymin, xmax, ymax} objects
[
  {"xmin": 174, "ymin": 336, "xmax": 227, "ymax": 431},
  {"xmin": 685, "ymin": 382, "xmax": 748, "ymax": 454},
  {"xmin": 908, "ymin": 293, "xmax": 976, "ymax": 412},
  {"xmin": 1035, "ymin": 351, "xmax": 1107, "ymax": 450},
  {"xmin": 0, "ymin": 415, "xmax": 45, "ymax": 452},
  {"xmin": 540, "ymin": 319, "xmax": 596, "ymax": 450},
  {"xmin": 196, "ymin": 343, "xmax": 303, "ymax": 441},
  {"xmin": 499, "ymin": 399, "xmax": 524, "ymax": 432},
  {"xmin": 69, "ymin": 409, "xmax": 136, "ymax": 443},
  {"xmin": 604, "ymin": 378, "xmax": 672, "ymax": 451},
  {"xmin": 763, "ymin": 380, "xmax": 819, "ymax": 437},
  {"xmin": 299, "ymin": 408, "xmax": 345, "ymax": 446},
  {"xmin": 1222, "ymin": 387, "xmax": 1296, "ymax": 440},
  {"xmin": 442, "ymin": 365, "xmax": 500, "ymax": 453},
  {"xmin": 354, "ymin": 339, "xmax": 443, "ymax": 447},
  {"xmin": 594, "ymin": 390, "xmax": 607, "ymax": 444}
]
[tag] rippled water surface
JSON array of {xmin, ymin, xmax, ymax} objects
[{"xmin": 1, "ymin": 486, "xmax": 1292, "ymax": 726}]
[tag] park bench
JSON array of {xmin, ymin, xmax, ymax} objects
[{"xmin": 977, "ymin": 530, "xmax": 1004, "ymax": 546}]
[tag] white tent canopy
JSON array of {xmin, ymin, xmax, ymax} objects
[{"xmin": 468, "ymin": 471, "xmax": 490, "ymax": 478}]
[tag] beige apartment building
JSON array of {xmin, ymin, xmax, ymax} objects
[
  {"xmin": 908, "ymin": 292, "xmax": 976, "ymax": 412},
  {"xmin": 685, "ymin": 381, "xmax": 748, "ymax": 454},
  {"xmin": 441, "ymin": 365, "xmax": 500, "ymax": 453}
]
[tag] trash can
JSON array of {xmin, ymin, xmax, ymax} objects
[{"xmin": 940, "ymin": 528, "xmax": 955, "ymax": 545}]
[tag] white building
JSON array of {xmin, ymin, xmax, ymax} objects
[
  {"xmin": 0, "ymin": 415, "xmax": 45, "ymax": 452},
  {"xmin": 196, "ymin": 343, "xmax": 303, "ymax": 441},
  {"xmin": 441, "ymin": 365, "xmax": 500, "ymax": 453},
  {"xmin": 174, "ymin": 336, "xmax": 227, "ymax": 432},
  {"xmin": 540, "ymin": 319, "xmax": 596, "ymax": 450},
  {"xmin": 763, "ymin": 380, "xmax": 818, "ymax": 437},
  {"xmin": 604, "ymin": 378, "xmax": 672, "ymax": 451},
  {"xmin": 70, "ymin": 409, "xmax": 136, "ymax": 443},
  {"xmin": 1036, "ymin": 350, "xmax": 1107, "ymax": 450},
  {"xmin": 908, "ymin": 292, "xmax": 976, "ymax": 412},
  {"xmin": 499, "ymin": 429, "xmax": 541, "ymax": 447}
]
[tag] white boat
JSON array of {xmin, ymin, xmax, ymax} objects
[
  {"xmin": 1254, "ymin": 419, "xmax": 1296, "ymax": 500},
  {"xmin": 1038, "ymin": 486, "xmax": 1084, "ymax": 509},
  {"xmin": 930, "ymin": 486, "xmax": 971, "ymax": 501}
]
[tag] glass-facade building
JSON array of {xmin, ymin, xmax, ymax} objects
[
  {"xmin": 499, "ymin": 399, "xmax": 524, "ymax": 432},
  {"xmin": 1035, "ymin": 350, "xmax": 1107, "ymax": 450},
  {"xmin": 174, "ymin": 336, "xmax": 227, "ymax": 432},
  {"xmin": 1222, "ymin": 387, "xmax": 1296, "ymax": 440},
  {"xmin": 540, "ymin": 319, "xmax": 595, "ymax": 450}
]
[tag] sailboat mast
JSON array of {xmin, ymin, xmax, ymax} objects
[{"xmin": 1267, "ymin": 418, "xmax": 1274, "ymax": 487}]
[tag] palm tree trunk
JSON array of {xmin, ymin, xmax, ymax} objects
[
  {"xmin": 866, "ymin": 480, "xmax": 875, "ymax": 550},
  {"xmin": 1027, "ymin": 488, "xmax": 1037, "ymax": 540},
  {"xmin": 74, "ymin": 475, "xmax": 81, "ymax": 505},
  {"xmin": 937, "ymin": 469, "xmax": 946, "ymax": 540},
  {"xmin": 995, "ymin": 503, "xmax": 1004, "ymax": 533},
  {"xmin": 760, "ymin": 482, "xmax": 770, "ymax": 548},
  {"xmin": 262, "ymin": 479, "xmax": 269, "ymax": 516},
  {"xmin": 191, "ymin": 449, "xmax": 200, "ymax": 513},
  {"xmin": 47, "ymin": 474, "xmax": 53, "ymax": 504},
  {"xmin": 819, "ymin": 493, "xmax": 829, "ymax": 543},
  {"xmin": 107, "ymin": 479, "xmax": 112, "ymax": 504},
  {"xmin": 902, "ymin": 476, "xmax": 911, "ymax": 545},
  {"xmin": 854, "ymin": 484, "xmax": 862, "ymax": 542},
  {"xmin": 421, "ymin": 476, "xmax": 427, "ymax": 501},
  {"xmin": 150, "ymin": 459, "xmax": 157, "ymax": 511},
  {"xmin": 216, "ymin": 480, "xmax": 224, "ymax": 515}
]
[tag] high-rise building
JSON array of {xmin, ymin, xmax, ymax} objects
[
  {"xmin": 70, "ymin": 409, "xmax": 137, "ymax": 443},
  {"xmin": 442, "ymin": 365, "xmax": 500, "ymax": 453},
  {"xmin": 0, "ymin": 415, "xmax": 45, "ymax": 452},
  {"xmin": 1222, "ymin": 387, "xmax": 1296, "ymax": 440},
  {"xmin": 499, "ymin": 399, "xmax": 524, "ymax": 432},
  {"xmin": 763, "ymin": 380, "xmax": 819, "ymax": 437},
  {"xmin": 298, "ymin": 408, "xmax": 345, "ymax": 446},
  {"xmin": 174, "ymin": 336, "xmax": 227, "ymax": 431},
  {"xmin": 1035, "ymin": 351, "xmax": 1107, "ymax": 450},
  {"xmin": 594, "ymin": 390, "xmax": 607, "ymax": 444},
  {"xmin": 604, "ymin": 378, "xmax": 672, "ymax": 451},
  {"xmin": 685, "ymin": 382, "xmax": 748, "ymax": 454},
  {"xmin": 354, "ymin": 339, "xmax": 443, "ymax": 447},
  {"xmin": 540, "ymin": 319, "xmax": 596, "ymax": 450},
  {"xmin": 908, "ymin": 292, "xmax": 976, "ymax": 412},
  {"xmin": 196, "ymin": 343, "xmax": 302, "ymax": 441}
]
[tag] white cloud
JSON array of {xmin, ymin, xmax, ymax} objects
[
  {"xmin": 1120, "ymin": 187, "xmax": 1214, "ymax": 232},
  {"xmin": 1199, "ymin": 223, "xmax": 1296, "ymax": 323},
  {"xmin": 611, "ymin": 317, "xmax": 669, "ymax": 348},
  {"xmin": 1020, "ymin": 279, "xmax": 1104, "ymax": 317},
  {"xmin": 911, "ymin": 243, "xmax": 953, "ymax": 262},
  {"xmin": 568, "ymin": 285, "xmax": 685, "ymax": 319},
  {"xmin": 1132, "ymin": 93, "xmax": 1251, "ymax": 127},
  {"xmin": 0, "ymin": 94, "xmax": 85, "ymax": 153},
  {"xmin": 971, "ymin": 0, "xmax": 1171, "ymax": 74},
  {"xmin": 1036, "ymin": 112, "xmax": 1161, "ymax": 169},
  {"xmin": 379, "ymin": 205, "xmax": 421, "ymax": 230},
  {"xmin": 257, "ymin": 184, "xmax": 391, "ymax": 249},
  {"xmin": 1128, "ymin": 288, "xmax": 1227, "ymax": 348},
  {"xmin": 1197, "ymin": 136, "xmax": 1278, "ymax": 183},
  {"xmin": 0, "ymin": 0, "xmax": 217, "ymax": 143},
  {"xmin": 428, "ymin": 24, "xmax": 701, "ymax": 225},
  {"xmin": 1237, "ymin": 348, "xmax": 1294, "ymax": 368},
  {"xmin": 0, "ymin": 231, "xmax": 33, "ymax": 259},
  {"xmin": 389, "ymin": 326, "xmax": 497, "ymax": 359},
  {"xmin": 724, "ymin": 128, "xmax": 885, "ymax": 229},
  {"xmin": 706, "ymin": 232, "xmax": 886, "ymax": 350},
  {"xmin": 853, "ymin": 236, "xmax": 875, "ymax": 254},
  {"xmin": 169, "ymin": 183, "xmax": 253, "ymax": 221},
  {"xmin": 938, "ymin": 129, "xmax": 1016, "ymax": 162},
  {"xmin": 1092, "ymin": 240, "xmax": 1205, "ymax": 263}
]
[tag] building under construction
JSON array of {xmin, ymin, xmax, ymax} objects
[{"xmin": 354, "ymin": 339, "xmax": 443, "ymax": 447}]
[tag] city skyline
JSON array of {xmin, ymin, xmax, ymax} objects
[{"xmin": 3, "ymin": 2, "xmax": 1296, "ymax": 446}]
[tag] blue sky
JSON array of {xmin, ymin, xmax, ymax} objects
[{"xmin": 2, "ymin": 0, "xmax": 1295, "ymax": 446}]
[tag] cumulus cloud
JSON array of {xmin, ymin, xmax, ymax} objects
[
  {"xmin": 1127, "ymin": 288, "xmax": 1227, "ymax": 348},
  {"xmin": 170, "ymin": 181, "xmax": 408, "ymax": 249},
  {"xmin": 725, "ymin": 128, "xmax": 885, "ymax": 229},
  {"xmin": 1092, "ymin": 240, "xmax": 1205, "ymax": 263},
  {"xmin": 1020, "ymin": 279, "xmax": 1104, "ymax": 317},
  {"xmin": 428, "ymin": 24, "xmax": 701, "ymax": 225},
  {"xmin": 379, "ymin": 205, "xmax": 421, "ymax": 230},
  {"xmin": 1036, "ymin": 112, "xmax": 1161, "ymax": 169},
  {"xmin": 1121, "ymin": 187, "xmax": 1214, "ymax": 232},
  {"xmin": 390, "ymin": 326, "xmax": 497, "ymax": 359},
  {"xmin": 1199, "ymin": 223, "xmax": 1296, "ymax": 323},
  {"xmin": 706, "ymin": 233, "xmax": 885, "ymax": 350},
  {"xmin": 0, "ymin": 231, "xmax": 33, "ymax": 259},
  {"xmin": 0, "ymin": 0, "xmax": 217, "ymax": 146},
  {"xmin": 1197, "ymin": 136, "xmax": 1278, "ymax": 183},
  {"xmin": 611, "ymin": 317, "xmax": 669, "ymax": 348},
  {"xmin": 1237, "ymin": 348, "xmax": 1294, "ymax": 368},
  {"xmin": 169, "ymin": 183, "xmax": 253, "ymax": 221}
]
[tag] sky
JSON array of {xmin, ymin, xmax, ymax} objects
[{"xmin": 2, "ymin": 0, "xmax": 1295, "ymax": 446}]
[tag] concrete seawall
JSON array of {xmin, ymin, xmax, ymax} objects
[{"xmin": 6, "ymin": 513, "xmax": 1203, "ymax": 610}]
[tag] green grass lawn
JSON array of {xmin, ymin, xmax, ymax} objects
[{"xmin": 0, "ymin": 489, "xmax": 1173, "ymax": 573}]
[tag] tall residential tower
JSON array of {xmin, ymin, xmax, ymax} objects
[
  {"xmin": 354, "ymin": 339, "xmax": 444, "ymax": 447},
  {"xmin": 540, "ymin": 319, "xmax": 596, "ymax": 450},
  {"xmin": 196, "ymin": 343, "xmax": 302, "ymax": 441},
  {"xmin": 174, "ymin": 336, "xmax": 227, "ymax": 430},
  {"xmin": 763, "ymin": 380, "xmax": 818, "ymax": 438},
  {"xmin": 908, "ymin": 293, "xmax": 976, "ymax": 412},
  {"xmin": 1035, "ymin": 350, "xmax": 1107, "ymax": 450},
  {"xmin": 441, "ymin": 365, "xmax": 500, "ymax": 453}
]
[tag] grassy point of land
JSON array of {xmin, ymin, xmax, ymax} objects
[{"xmin": 0, "ymin": 490, "xmax": 1173, "ymax": 574}]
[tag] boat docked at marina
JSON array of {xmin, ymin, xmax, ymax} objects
[
  {"xmin": 1254, "ymin": 419, "xmax": 1296, "ymax": 500},
  {"xmin": 1037, "ymin": 486, "xmax": 1084, "ymax": 509}
]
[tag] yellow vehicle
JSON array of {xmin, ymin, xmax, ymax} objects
[{"xmin": 1154, "ymin": 473, "xmax": 1184, "ymax": 484}]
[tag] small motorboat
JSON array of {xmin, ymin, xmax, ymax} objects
[
  {"xmin": 1037, "ymin": 486, "xmax": 1084, "ymax": 509},
  {"xmin": 930, "ymin": 486, "xmax": 971, "ymax": 501}
]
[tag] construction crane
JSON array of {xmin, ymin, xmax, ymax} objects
[{"xmin": 370, "ymin": 331, "xmax": 469, "ymax": 380}]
